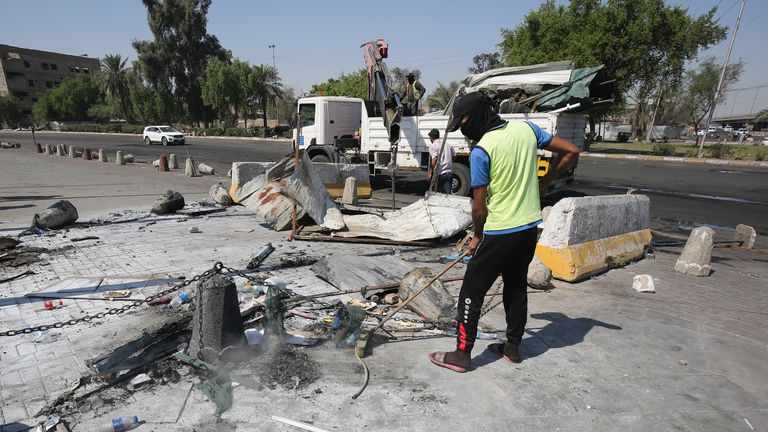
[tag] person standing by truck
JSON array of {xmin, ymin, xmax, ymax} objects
[
  {"xmin": 428, "ymin": 92, "xmax": 580, "ymax": 372},
  {"xmin": 403, "ymin": 73, "xmax": 426, "ymax": 116},
  {"xmin": 427, "ymin": 128, "xmax": 455, "ymax": 194}
]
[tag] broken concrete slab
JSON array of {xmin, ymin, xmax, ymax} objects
[
  {"xmin": 398, "ymin": 267, "xmax": 454, "ymax": 325},
  {"xmin": 151, "ymin": 191, "xmax": 185, "ymax": 215},
  {"xmin": 209, "ymin": 183, "xmax": 233, "ymax": 206},
  {"xmin": 32, "ymin": 200, "xmax": 79, "ymax": 229},
  {"xmin": 229, "ymin": 162, "xmax": 274, "ymax": 200},
  {"xmin": 527, "ymin": 255, "xmax": 552, "ymax": 289},
  {"xmin": 674, "ymin": 226, "xmax": 714, "ymax": 277},
  {"xmin": 342, "ymin": 176, "xmax": 358, "ymax": 205},
  {"xmin": 198, "ymin": 163, "xmax": 215, "ymax": 175},
  {"xmin": 338, "ymin": 193, "xmax": 472, "ymax": 242},
  {"xmin": 267, "ymin": 154, "xmax": 345, "ymax": 230},
  {"xmin": 311, "ymin": 255, "xmax": 415, "ymax": 292},
  {"xmin": 234, "ymin": 171, "xmax": 304, "ymax": 231}
]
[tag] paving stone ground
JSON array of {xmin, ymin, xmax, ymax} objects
[{"xmin": 1, "ymin": 205, "xmax": 766, "ymax": 431}]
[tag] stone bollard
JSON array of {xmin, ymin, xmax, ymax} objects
[
  {"xmin": 115, "ymin": 150, "xmax": 125, "ymax": 166},
  {"xmin": 185, "ymin": 158, "xmax": 201, "ymax": 177},
  {"xmin": 57, "ymin": 144, "xmax": 66, "ymax": 156},
  {"xmin": 34, "ymin": 142, "xmax": 43, "ymax": 153},
  {"xmin": 187, "ymin": 274, "xmax": 245, "ymax": 362},
  {"xmin": 198, "ymin": 163, "xmax": 215, "ymax": 175},
  {"xmin": 69, "ymin": 145, "xmax": 77, "ymax": 158},
  {"xmin": 44, "ymin": 144, "xmax": 52, "ymax": 155},
  {"xmin": 674, "ymin": 226, "xmax": 715, "ymax": 277},
  {"xmin": 98, "ymin": 149, "xmax": 108, "ymax": 162},
  {"xmin": 158, "ymin": 154, "xmax": 169, "ymax": 172},
  {"xmin": 733, "ymin": 224, "xmax": 756, "ymax": 249},
  {"xmin": 169, "ymin": 153, "xmax": 178, "ymax": 169},
  {"xmin": 342, "ymin": 176, "xmax": 358, "ymax": 205},
  {"xmin": 124, "ymin": 154, "xmax": 134, "ymax": 163},
  {"xmin": 83, "ymin": 146, "xmax": 92, "ymax": 160}
]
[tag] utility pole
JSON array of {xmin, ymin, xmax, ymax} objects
[
  {"xmin": 268, "ymin": 44, "xmax": 278, "ymax": 127},
  {"xmin": 698, "ymin": 0, "xmax": 746, "ymax": 157},
  {"xmin": 645, "ymin": 86, "xmax": 663, "ymax": 142}
]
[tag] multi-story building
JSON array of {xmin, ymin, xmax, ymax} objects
[{"xmin": 0, "ymin": 44, "xmax": 101, "ymax": 116}]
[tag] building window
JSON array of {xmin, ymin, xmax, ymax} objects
[
  {"xmin": 42, "ymin": 62, "xmax": 50, "ymax": 70},
  {"xmin": 46, "ymin": 81, "xmax": 53, "ymax": 88},
  {"xmin": 13, "ymin": 91, "xmax": 28, "ymax": 98},
  {"xmin": 82, "ymin": 67, "xmax": 90, "ymax": 74},
  {"xmin": 24, "ymin": 60, "xmax": 30, "ymax": 68},
  {"xmin": 51, "ymin": 64, "xmax": 58, "ymax": 71},
  {"xmin": 69, "ymin": 66, "xmax": 75, "ymax": 72},
  {"xmin": 6, "ymin": 72, "xmax": 24, "ymax": 79},
  {"xmin": 54, "ymin": 82, "xmax": 60, "ymax": 87},
  {"xmin": 28, "ymin": 79, "xmax": 35, "ymax": 87}
]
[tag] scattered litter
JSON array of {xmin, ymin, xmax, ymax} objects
[
  {"xmin": 678, "ymin": 360, "xmax": 688, "ymax": 366},
  {"xmin": 745, "ymin": 418, "xmax": 755, "ymax": 430},
  {"xmin": 103, "ymin": 291, "xmax": 132, "ymax": 299},
  {"xmin": 246, "ymin": 243, "xmax": 275, "ymax": 270},
  {"xmin": 88, "ymin": 415, "xmax": 140, "ymax": 432},
  {"xmin": 632, "ymin": 274, "xmax": 655, "ymax": 293},
  {"xmin": 39, "ymin": 252, "xmax": 52, "ymax": 261},
  {"xmin": 189, "ymin": 227, "xmax": 201, "ymax": 233},
  {"xmin": 439, "ymin": 252, "xmax": 471, "ymax": 263},
  {"xmin": 244, "ymin": 328, "xmax": 265, "ymax": 346},
  {"xmin": 286, "ymin": 331, "xmax": 321, "ymax": 346},
  {"xmin": 128, "ymin": 373, "xmax": 153, "ymax": 391}
]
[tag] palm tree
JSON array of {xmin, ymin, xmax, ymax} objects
[
  {"xmin": 96, "ymin": 54, "xmax": 130, "ymax": 121},
  {"xmin": 427, "ymin": 81, "xmax": 460, "ymax": 112},
  {"xmin": 250, "ymin": 64, "xmax": 282, "ymax": 137}
]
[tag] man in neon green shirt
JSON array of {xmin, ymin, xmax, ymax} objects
[{"xmin": 429, "ymin": 92, "xmax": 580, "ymax": 372}]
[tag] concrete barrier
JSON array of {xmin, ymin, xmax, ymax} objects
[
  {"xmin": 116, "ymin": 151, "xmax": 125, "ymax": 165},
  {"xmin": 57, "ymin": 144, "xmax": 66, "ymax": 156},
  {"xmin": 312, "ymin": 162, "xmax": 372, "ymax": 199},
  {"xmin": 536, "ymin": 194, "xmax": 651, "ymax": 282},
  {"xmin": 98, "ymin": 149, "xmax": 108, "ymax": 162},
  {"xmin": 69, "ymin": 145, "xmax": 77, "ymax": 158},
  {"xmin": 169, "ymin": 153, "xmax": 178, "ymax": 169},
  {"xmin": 229, "ymin": 162, "xmax": 274, "ymax": 201}
]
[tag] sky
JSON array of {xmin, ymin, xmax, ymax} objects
[{"xmin": 1, "ymin": 0, "xmax": 766, "ymax": 117}]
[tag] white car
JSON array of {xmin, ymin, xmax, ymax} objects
[{"xmin": 142, "ymin": 126, "xmax": 185, "ymax": 146}]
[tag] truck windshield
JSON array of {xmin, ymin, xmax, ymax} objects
[{"xmin": 299, "ymin": 104, "xmax": 315, "ymax": 126}]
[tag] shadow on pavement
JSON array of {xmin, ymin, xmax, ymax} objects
[{"xmin": 472, "ymin": 312, "xmax": 622, "ymax": 369}]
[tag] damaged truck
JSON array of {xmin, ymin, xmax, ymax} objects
[{"xmin": 294, "ymin": 48, "xmax": 615, "ymax": 196}]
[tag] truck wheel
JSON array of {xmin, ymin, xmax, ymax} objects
[
  {"xmin": 310, "ymin": 154, "xmax": 330, "ymax": 163},
  {"xmin": 452, "ymin": 163, "xmax": 471, "ymax": 196}
]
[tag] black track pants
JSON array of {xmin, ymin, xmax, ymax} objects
[{"xmin": 455, "ymin": 227, "xmax": 537, "ymax": 353}]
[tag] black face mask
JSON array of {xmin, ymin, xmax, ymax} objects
[{"xmin": 459, "ymin": 101, "xmax": 505, "ymax": 142}]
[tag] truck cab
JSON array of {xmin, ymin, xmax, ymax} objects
[{"xmin": 293, "ymin": 96, "xmax": 362, "ymax": 163}]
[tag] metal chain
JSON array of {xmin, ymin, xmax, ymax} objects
[
  {"xmin": 0, "ymin": 262, "xmax": 226, "ymax": 337},
  {"xmin": 480, "ymin": 281, "xmax": 504, "ymax": 317}
]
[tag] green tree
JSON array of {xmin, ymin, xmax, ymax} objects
[
  {"xmin": 267, "ymin": 86, "xmax": 296, "ymax": 126},
  {"xmin": 311, "ymin": 69, "xmax": 368, "ymax": 100},
  {"xmin": 201, "ymin": 58, "xmax": 250, "ymax": 127},
  {"xmin": 680, "ymin": 57, "xmax": 744, "ymax": 137},
  {"xmin": 133, "ymin": 0, "xmax": 230, "ymax": 126},
  {"xmin": 469, "ymin": 52, "xmax": 502, "ymax": 74},
  {"xmin": 427, "ymin": 81, "xmax": 460, "ymax": 111},
  {"xmin": 499, "ymin": 0, "xmax": 727, "ymax": 134},
  {"xmin": 127, "ymin": 64, "xmax": 176, "ymax": 124},
  {"xmin": 95, "ymin": 54, "xmax": 131, "ymax": 121},
  {"xmin": 0, "ymin": 93, "xmax": 23, "ymax": 128},
  {"xmin": 87, "ymin": 94, "xmax": 123, "ymax": 122},
  {"xmin": 32, "ymin": 75, "xmax": 100, "ymax": 122},
  {"xmin": 249, "ymin": 64, "xmax": 283, "ymax": 137}
]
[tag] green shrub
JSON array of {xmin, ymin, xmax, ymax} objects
[
  {"xmin": 651, "ymin": 143, "xmax": 676, "ymax": 156},
  {"xmin": 707, "ymin": 143, "xmax": 733, "ymax": 159},
  {"xmin": 756, "ymin": 149, "xmax": 766, "ymax": 161}
]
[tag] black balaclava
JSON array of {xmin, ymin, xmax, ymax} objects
[{"xmin": 458, "ymin": 94, "xmax": 505, "ymax": 142}]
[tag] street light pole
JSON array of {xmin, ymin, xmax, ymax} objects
[
  {"xmin": 698, "ymin": 0, "xmax": 746, "ymax": 157},
  {"xmin": 268, "ymin": 44, "xmax": 278, "ymax": 127}
]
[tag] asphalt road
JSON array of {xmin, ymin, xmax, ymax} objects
[{"xmin": 2, "ymin": 130, "xmax": 766, "ymax": 239}]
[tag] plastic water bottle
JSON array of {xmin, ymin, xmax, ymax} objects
[
  {"xmin": 89, "ymin": 416, "xmax": 140, "ymax": 432},
  {"xmin": 168, "ymin": 290, "xmax": 191, "ymax": 308}
]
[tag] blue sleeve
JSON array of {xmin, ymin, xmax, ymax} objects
[
  {"xmin": 526, "ymin": 121, "xmax": 553, "ymax": 149},
  {"xmin": 470, "ymin": 147, "xmax": 490, "ymax": 187}
]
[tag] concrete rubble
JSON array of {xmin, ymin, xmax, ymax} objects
[
  {"xmin": 632, "ymin": 274, "xmax": 656, "ymax": 293},
  {"xmin": 150, "ymin": 190, "xmax": 185, "ymax": 215},
  {"xmin": 208, "ymin": 183, "xmax": 233, "ymax": 206},
  {"xmin": 31, "ymin": 200, "xmax": 79, "ymax": 229}
]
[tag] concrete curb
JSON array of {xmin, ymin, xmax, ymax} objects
[{"xmin": 582, "ymin": 151, "xmax": 768, "ymax": 168}]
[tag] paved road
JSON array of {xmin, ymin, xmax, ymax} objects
[
  {"xmin": 0, "ymin": 130, "xmax": 292, "ymax": 174},
  {"xmin": 3, "ymin": 131, "xmax": 766, "ymax": 239}
]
